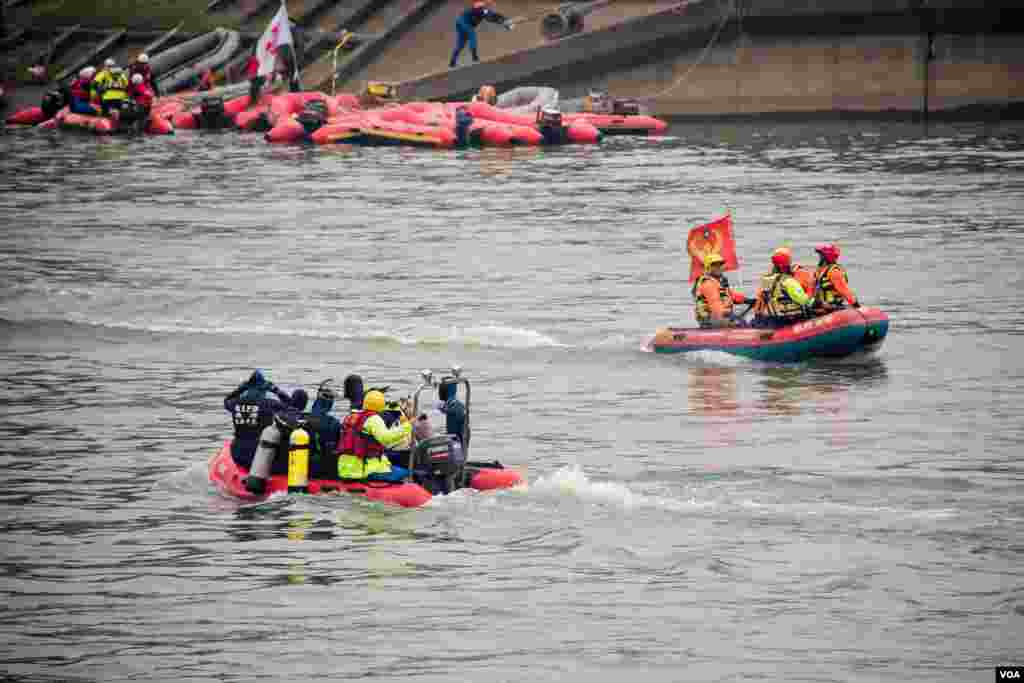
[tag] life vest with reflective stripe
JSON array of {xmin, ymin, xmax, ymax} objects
[
  {"xmin": 691, "ymin": 273, "xmax": 734, "ymax": 323},
  {"xmin": 764, "ymin": 273, "xmax": 805, "ymax": 319},
  {"xmin": 814, "ymin": 264, "xmax": 848, "ymax": 308},
  {"xmin": 337, "ymin": 410, "xmax": 391, "ymax": 479}
]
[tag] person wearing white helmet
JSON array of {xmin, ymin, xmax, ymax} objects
[
  {"xmin": 129, "ymin": 53, "xmax": 160, "ymax": 96},
  {"xmin": 93, "ymin": 58, "xmax": 116, "ymax": 98},
  {"xmin": 68, "ymin": 66, "xmax": 99, "ymax": 115},
  {"xmin": 128, "ymin": 72, "xmax": 154, "ymax": 114}
]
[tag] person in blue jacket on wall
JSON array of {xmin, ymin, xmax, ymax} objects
[{"xmin": 449, "ymin": 1, "xmax": 511, "ymax": 68}]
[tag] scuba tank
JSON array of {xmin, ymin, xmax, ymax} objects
[
  {"xmin": 244, "ymin": 418, "xmax": 285, "ymax": 494},
  {"xmin": 288, "ymin": 427, "xmax": 310, "ymax": 493}
]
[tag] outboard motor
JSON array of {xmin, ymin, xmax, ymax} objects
[
  {"xmin": 41, "ymin": 89, "xmax": 66, "ymax": 119},
  {"xmin": 117, "ymin": 99, "xmax": 147, "ymax": 133},
  {"xmin": 198, "ymin": 95, "xmax": 227, "ymax": 129},
  {"xmin": 611, "ymin": 97, "xmax": 640, "ymax": 115},
  {"xmin": 296, "ymin": 100, "xmax": 328, "ymax": 135},
  {"xmin": 454, "ymin": 106, "xmax": 474, "ymax": 147},
  {"xmin": 412, "ymin": 435, "xmax": 467, "ymax": 495},
  {"xmin": 536, "ymin": 106, "xmax": 565, "ymax": 145}
]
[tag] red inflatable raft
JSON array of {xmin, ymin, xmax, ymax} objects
[
  {"xmin": 564, "ymin": 112, "xmax": 667, "ymax": 136},
  {"xmin": 208, "ymin": 442, "xmax": 523, "ymax": 507}
]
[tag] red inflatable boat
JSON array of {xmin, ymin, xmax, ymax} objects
[{"xmin": 208, "ymin": 368, "xmax": 524, "ymax": 507}]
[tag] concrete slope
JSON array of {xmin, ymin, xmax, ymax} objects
[
  {"xmin": 385, "ymin": 0, "xmax": 1024, "ymax": 117},
  {"xmin": 345, "ymin": 0, "xmax": 679, "ymax": 91}
]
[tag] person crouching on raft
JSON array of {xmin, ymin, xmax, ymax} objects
[
  {"xmin": 813, "ymin": 242, "xmax": 859, "ymax": 312},
  {"xmin": 338, "ymin": 390, "xmax": 412, "ymax": 483},
  {"xmin": 98, "ymin": 66, "xmax": 130, "ymax": 119},
  {"xmin": 449, "ymin": 1, "xmax": 512, "ymax": 68},
  {"xmin": 753, "ymin": 247, "xmax": 815, "ymax": 328},
  {"xmin": 69, "ymin": 67, "xmax": 98, "ymax": 115},
  {"xmin": 692, "ymin": 253, "xmax": 753, "ymax": 328}
]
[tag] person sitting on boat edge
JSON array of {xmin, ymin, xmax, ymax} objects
[
  {"xmin": 813, "ymin": 243, "xmax": 859, "ymax": 313},
  {"xmin": 692, "ymin": 252, "xmax": 753, "ymax": 329},
  {"xmin": 753, "ymin": 247, "xmax": 815, "ymax": 328},
  {"xmin": 224, "ymin": 370, "xmax": 292, "ymax": 470},
  {"xmin": 69, "ymin": 68, "xmax": 98, "ymax": 116},
  {"xmin": 243, "ymin": 387, "xmax": 310, "ymax": 494},
  {"xmin": 338, "ymin": 389, "xmax": 412, "ymax": 483}
]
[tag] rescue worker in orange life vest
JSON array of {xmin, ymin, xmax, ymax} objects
[
  {"xmin": 813, "ymin": 243, "xmax": 860, "ymax": 312},
  {"xmin": 753, "ymin": 247, "xmax": 815, "ymax": 328},
  {"xmin": 338, "ymin": 389, "xmax": 412, "ymax": 482},
  {"xmin": 692, "ymin": 252, "xmax": 754, "ymax": 328}
]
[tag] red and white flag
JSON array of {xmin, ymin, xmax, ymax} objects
[{"xmin": 257, "ymin": 4, "xmax": 294, "ymax": 77}]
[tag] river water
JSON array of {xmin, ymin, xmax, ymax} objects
[{"xmin": 0, "ymin": 120, "xmax": 1021, "ymax": 682}]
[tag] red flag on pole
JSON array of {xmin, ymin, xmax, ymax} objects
[{"xmin": 686, "ymin": 213, "xmax": 739, "ymax": 282}]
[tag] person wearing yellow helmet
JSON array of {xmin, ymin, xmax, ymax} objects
[
  {"xmin": 337, "ymin": 388, "xmax": 412, "ymax": 481},
  {"xmin": 692, "ymin": 252, "xmax": 752, "ymax": 328}
]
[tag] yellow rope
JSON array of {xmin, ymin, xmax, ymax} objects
[{"xmin": 648, "ymin": 0, "xmax": 732, "ymax": 100}]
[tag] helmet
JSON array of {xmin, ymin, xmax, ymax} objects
[
  {"xmin": 703, "ymin": 252, "xmax": 726, "ymax": 270},
  {"xmin": 343, "ymin": 374, "xmax": 364, "ymax": 403},
  {"xmin": 771, "ymin": 247, "xmax": 792, "ymax": 270},
  {"xmin": 438, "ymin": 380, "xmax": 457, "ymax": 402},
  {"xmin": 83, "ymin": 66, "xmax": 96, "ymax": 78},
  {"xmin": 138, "ymin": 53, "xmax": 149, "ymax": 64},
  {"xmin": 111, "ymin": 66, "xmax": 123, "ymax": 74},
  {"xmin": 363, "ymin": 390, "xmax": 386, "ymax": 413},
  {"xmin": 79, "ymin": 68, "xmax": 89, "ymax": 78},
  {"xmin": 815, "ymin": 243, "xmax": 840, "ymax": 263},
  {"xmin": 477, "ymin": 85, "xmax": 496, "ymax": 104},
  {"xmin": 317, "ymin": 379, "xmax": 336, "ymax": 402},
  {"xmin": 104, "ymin": 58, "xmax": 116, "ymax": 68},
  {"xmin": 473, "ymin": 0, "xmax": 487, "ymax": 8},
  {"xmin": 131, "ymin": 73, "xmax": 143, "ymax": 85},
  {"xmin": 291, "ymin": 388, "xmax": 309, "ymax": 410}
]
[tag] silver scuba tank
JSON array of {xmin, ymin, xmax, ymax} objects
[{"xmin": 244, "ymin": 423, "xmax": 282, "ymax": 494}]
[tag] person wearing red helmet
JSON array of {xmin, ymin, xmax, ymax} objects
[
  {"xmin": 753, "ymin": 247, "xmax": 814, "ymax": 328},
  {"xmin": 813, "ymin": 243, "xmax": 859, "ymax": 311}
]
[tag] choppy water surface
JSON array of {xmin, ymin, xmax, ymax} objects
[{"xmin": 1, "ymin": 120, "xmax": 1022, "ymax": 682}]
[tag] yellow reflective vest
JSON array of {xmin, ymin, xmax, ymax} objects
[{"xmin": 337, "ymin": 411, "xmax": 411, "ymax": 480}]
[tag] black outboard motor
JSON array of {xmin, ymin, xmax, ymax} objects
[
  {"xmin": 198, "ymin": 95, "xmax": 227, "ymax": 129},
  {"xmin": 41, "ymin": 89, "xmax": 66, "ymax": 119},
  {"xmin": 536, "ymin": 106, "xmax": 566, "ymax": 145},
  {"xmin": 454, "ymin": 106, "xmax": 474, "ymax": 147},
  {"xmin": 296, "ymin": 99, "xmax": 327, "ymax": 135},
  {"xmin": 612, "ymin": 97, "xmax": 640, "ymax": 115},
  {"xmin": 412, "ymin": 435, "xmax": 466, "ymax": 495},
  {"xmin": 118, "ymin": 99, "xmax": 147, "ymax": 133}
]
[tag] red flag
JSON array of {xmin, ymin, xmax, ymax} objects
[{"xmin": 686, "ymin": 213, "xmax": 739, "ymax": 282}]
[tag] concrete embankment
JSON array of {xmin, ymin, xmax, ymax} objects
[{"xmin": 390, "ymin": 0, "xmax": 1023, "ymax": 119}]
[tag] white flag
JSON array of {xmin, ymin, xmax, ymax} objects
[{"xmin": 256, "ymin": 4, "xmax": 294, "ymax": 77}]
